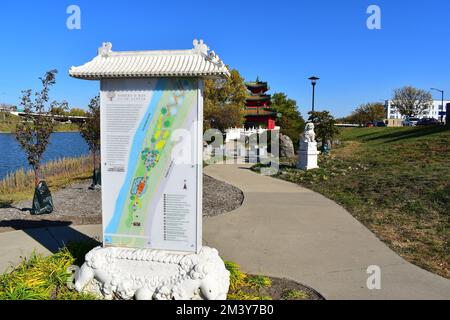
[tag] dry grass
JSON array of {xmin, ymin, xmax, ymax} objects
[
  {"xmin": 0, "ymin": 155, "xmax": 93, "ymax": 206},
  {"xmin": 260, "ymin": 126, "xmax": 450, "ymax": 279}
]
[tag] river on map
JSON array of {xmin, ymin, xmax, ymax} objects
[{"xmin": 0, "ymin": 132, "xmax": 89, "ymax": 180}]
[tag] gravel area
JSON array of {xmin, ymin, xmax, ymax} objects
[
  {"xmin": 203, "ymin": 174, "xmax": 244, "ymax": 217},
  {"xmin": 0, "ymin": 174, "xmax": 243, "ymax": 232}
]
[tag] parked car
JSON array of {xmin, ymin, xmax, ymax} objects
[
  {"xmin": 375, "ymin": 121, "xmax": 386, "ymax": 127},
  {"xmin": 366, "ymin": 122, "xmax": 375, "ymax": 127},
  {"xmin": 402, "ymin": 117, "xmax": 420, "ymax": 126},
  {"xmin": 417, "ymin": 118, "xmax": 440, "ymax": 126}
]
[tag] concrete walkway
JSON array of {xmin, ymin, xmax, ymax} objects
[
  {"xmin": 203, "ymin": 164, "xmax": 450, "ymax": 300},
  {"xmin": 0, "ymin": 164, "xmax": 449, "ymax": 299}
]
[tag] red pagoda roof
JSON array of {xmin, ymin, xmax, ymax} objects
[
  {"xmin": 246, "ymin": 94, "xmax": 271, "ymax": 102},
  {"xmin": 246, "ymin": 81, "xmax": 268, "ymax": 90}
]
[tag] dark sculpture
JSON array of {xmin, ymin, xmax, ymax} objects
[{"xmin": 31, "ymin": 181, "xmax": 54, "ymax": 215}]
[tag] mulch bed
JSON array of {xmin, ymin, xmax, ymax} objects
[
  {"xmin": 0, "ymin": 174, "xmax": 243, "ymax": 233},
  {"xmin": 265, "ymin": 277, "xmax": 325, "ymax": 300}
]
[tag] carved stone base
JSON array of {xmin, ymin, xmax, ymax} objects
[
  {"xmin": 69, "ymin": 246, "xmax": 230, "ymax": 300},
  {"xmin": 297, "ymin": 141, "xmax": 320, "ymax": 170}
]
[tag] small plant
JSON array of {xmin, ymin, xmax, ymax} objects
[
  {"xmin": 0, "ymin": 247, "xmax": 98, "ymax": 300},
  {"xmin": 246, "ymin": 275, "xmax": 271, "ymax": 289},
  {"xmin": 224, "ymin": 262, "xmax": 273, "ymax": 300},
  {"xmin": 281, "ymin": 289, "xmax": 310, "ymax": 300},
  {"xmin": 224, "ymin": 261, "xmax": 247, "ymax": 291}
]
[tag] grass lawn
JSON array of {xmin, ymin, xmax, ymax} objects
[{"xmin": 263, "ymin": 126, "xmax": 449, "ymax": 279}]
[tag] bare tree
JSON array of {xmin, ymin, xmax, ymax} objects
[
  {"xmin": 15, "ymin": 70, "xmax": 67, "ymax": 185},
  {"xmin": 392, "ymin": 86, "xmax": 432, "ymax": 118}
]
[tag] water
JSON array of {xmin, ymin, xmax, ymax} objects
[{"xmin": 0, "ymin": 132, "xmax": 90, "ymax": 180}]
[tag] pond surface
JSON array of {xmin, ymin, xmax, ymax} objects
[{"xmin": 0, "ymin": 132, "xmax": 89, "ymax": 180}]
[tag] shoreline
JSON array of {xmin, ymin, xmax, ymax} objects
[{"xmin": 0, "ymin": 130, "xmax": 80, "ymax": 134}]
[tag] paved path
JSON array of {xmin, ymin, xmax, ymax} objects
[
  {"xmin": 203, "ymin": 164, "xmax": 450, "ymax": 300},
  {"xmin": 0, "ymin": 164, "xmax": 449, "ymax": 299}
]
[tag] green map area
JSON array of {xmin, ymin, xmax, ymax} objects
[{"xmin": 105, "ymin": 78, "xmax": 197, "ymax": 248}]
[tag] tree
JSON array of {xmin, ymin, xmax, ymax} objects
[
  {"xmin": 308, "ymin": 111, "xmax": 340, "ymax": 151},
  {"xmin": 345, "ymin": 102, "xmax": 386, "ymax": 125},
  {"xmin": 271, "ymin": 92, "xmax": 305, "ymax": 150},
  {"xmin": 15, "ymin": 70, "xmax": 67, "ymax": 185},
  {"xmin": 79, "ymin": 96, "xmax": 101, "ymax": 182},
  {"xmin": 49, "ymin": 105, "xmax": 67, "ymax": 116},
  {"xmin": 203, "ymin": 68, "xmax": 247, "ymax": 132},
  {"xmin": 69, "ymin": 108, "xmax": 87, "ymax": 117},
  {"xmin": 392, "ymin": 86, "xmax": 432, "ymax": 117}
]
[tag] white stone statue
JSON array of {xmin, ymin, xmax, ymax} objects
[
  {"xmin": 68, "ymin": 246, "xmax": 230, "ymax": 300},
  {"xmin": 303, "ymin": 122, "xmax": 316, "ymax": 143},
  {"xmin": 297, "ymin": 122, "xmax": 320, "ymax": 170}
]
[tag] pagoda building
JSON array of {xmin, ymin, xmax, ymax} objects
[{"xmin": 244, "ymin": 78, "xmax": 278, "ymax": 130}]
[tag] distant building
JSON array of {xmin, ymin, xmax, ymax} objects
[
  {"xmin": 244, "ymin": 79, "xmax": 279, "ymax": 130},
  {"xmin": 224, "ymin": 78, "xmax": 280, "ymax": 144},
  {"xmin": 0, "ymin": 104, "xmax": 16, "ymax": 112},
  {"xmin": 385, "ymin": 99, "xmax": 449, "ymax": 122}
]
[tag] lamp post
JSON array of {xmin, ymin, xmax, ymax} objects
[
  {"xmin": 308, "ymin": 76, "xmax": 320, "ymax": 113},
  {"xmin": 431, "ymin": 88, "xmax": 444, "ymax": 123}
]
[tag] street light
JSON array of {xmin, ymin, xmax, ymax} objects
[
  {"xmin": 431, "ymin": 88, "xmax": 444, "ymax": 123},
  {"xmin": 308, "ymin": 76, "xmax": 320, "ymax": 113}
]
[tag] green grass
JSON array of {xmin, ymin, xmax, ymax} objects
[
  {"xmin": 281, "ymin": 289, "xmax": 310, "ymax": 300},
  {"xmin": 0, "ymin": 112, "xmax": 80, "ymax": 133},
  {"xmin": 261, "ymin": 126, "xmax": 450, "ymax": 279},
  {"xmin": 0, "ymin": 242, "xmax": 100, "ymax": 300},
  {"xmin": 0, "ymin": 112, "xmax": 21, "ymax": 132}
]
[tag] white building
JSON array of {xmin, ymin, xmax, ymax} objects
[
  {"xmin": 225, "ymin": 126, "xmax": 280, "ymax": 143},
  {"xmin": 385, "ymin": 99, "xmax": 449, "ymax": 122}
]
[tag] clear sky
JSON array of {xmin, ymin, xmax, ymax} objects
[{"xmin": 0, "ymin": 0, "xmax": 449, "ymax": 117}]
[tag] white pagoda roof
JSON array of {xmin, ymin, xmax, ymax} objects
[{"xmin": 69, "ymin": 39, "xmax": 230, "ymax": 80}]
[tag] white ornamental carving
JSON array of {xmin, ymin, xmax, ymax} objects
[
  {"xmin": 193, "ymin": 39, "xmax": 209, "ymax": 55},
  {"xmin": 68, "ymin": 246, "xmax": 230, "ymax": 300},
  {"xmin": 99, "ymin": 42, "xmax": 113, "ymax": 58}
]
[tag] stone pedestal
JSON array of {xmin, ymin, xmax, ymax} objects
[
  {"xmin": 69, "ymin": 246, "xmax": 230, "ymax": 300},
  {"xmin": 297, "ymin": 141, "xmax": 320, "ymax": 170}
]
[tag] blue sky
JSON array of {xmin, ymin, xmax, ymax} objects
[{"xmin": 0, "ymin": 0, "xmax": 449, "ymax": 117}]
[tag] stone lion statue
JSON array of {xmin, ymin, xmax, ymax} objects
[
  {"xmin": 68, "ymin": 246, "xmax": 230, "ymax": 300},
  {"xmin": 303, "ymin": 122, "xmax": 316, "ymax": 143}
]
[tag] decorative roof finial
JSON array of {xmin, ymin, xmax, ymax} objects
[
  {"xmin": 99, "ymin": 42, "xmax": 113, "ymax": 58},
  {"xmin": 193, "ymin": 39, "xmax": 209, "ymax": 55}
]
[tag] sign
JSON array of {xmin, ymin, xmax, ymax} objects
[
  {"xmin": 100, "ymin": 78, "xmax": 203, "ymax": 253},
  {"xmin": 438, "ymin": 111, "xmax": 446, "ymax": 116}
]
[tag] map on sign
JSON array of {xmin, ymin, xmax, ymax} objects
[{"xmin": 101, "ymin": 78, "xmax": 201, "ymax": 252}]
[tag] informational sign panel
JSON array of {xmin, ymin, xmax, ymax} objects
[{"xmin": 100, "ymin": 78, "xmax": 202, "ymax": 253}]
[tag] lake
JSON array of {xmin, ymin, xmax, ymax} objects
[{"xmin": 0, "ymin": 132, "xmax": 89, "ymax": 180}]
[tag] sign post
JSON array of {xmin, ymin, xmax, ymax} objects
[{"xmin": 69, "ymin": 40, "xmax": 230, "ymax": 300}]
